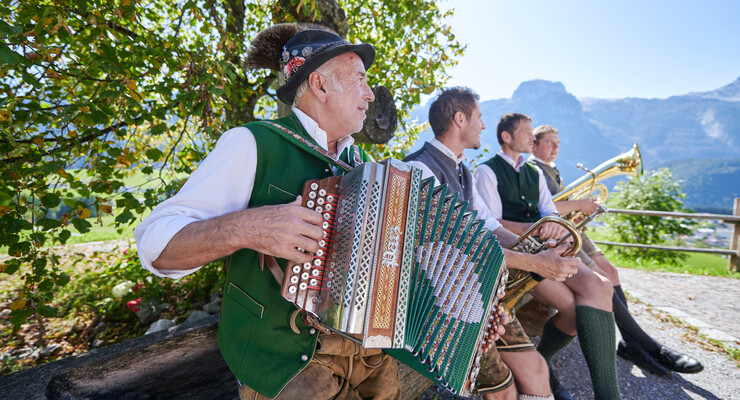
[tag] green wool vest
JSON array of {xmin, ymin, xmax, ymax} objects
[
  {"xmin": 483, "ymin": 154, "xmax": 541, "ymax": 223},
  {"xmin": 217, "ymin": 113, "xmax": 368, "ymax": 398}
]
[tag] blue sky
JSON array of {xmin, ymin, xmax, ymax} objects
[{"xmin": 441, "ymin": 0, "xmax": 740, "ymax": 101}]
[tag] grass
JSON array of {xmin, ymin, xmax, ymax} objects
[{"xmin": 65, "ymin": 214, "xmax": 138, "ymax": 245}]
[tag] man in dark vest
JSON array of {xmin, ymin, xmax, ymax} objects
[
  {"xmin": 404, "ymin": 87, "xmax": 581, "ymax": 400},
  {"xmin": 530, "ymin": 124, "xmax": 703, "ymax": 377},
  {"xmin": 474, "ymin": 113, "xmax": 621, "ymax": 400},
  {"xmin": 135, "ymin": 25, "xmax": 401, "ymax": 399}
]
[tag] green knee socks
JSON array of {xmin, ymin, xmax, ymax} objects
[
  {"xmin": 576, "ymin": 305, "xmax": 621, "ymax": 400},
  {"xmin": 537, "ymin": 317, "xmax": 574, "ymax": 367}
]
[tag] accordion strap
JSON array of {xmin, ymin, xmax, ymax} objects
[
  {"xmin": 258, "ymin": 121, "xmax": 354, "ymax": 172},
  {"xmin": 258, "ymin": 252, "xmax": 284, "ymax": 284}
]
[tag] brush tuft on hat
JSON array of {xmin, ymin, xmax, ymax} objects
[{"xmin": 246, "ymin": 24, "xmax": 300, "ymax": 70}]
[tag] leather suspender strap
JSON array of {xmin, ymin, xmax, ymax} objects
[{"xmin": 259, "ymin": 252, "xmax": 285, "ymax": 284}]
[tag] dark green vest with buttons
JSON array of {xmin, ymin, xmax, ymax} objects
[
  {"xmin": 217, "ymin": 113, "xmax": 368, "ymax": 398},
  {"xmin": 483, "ymin": 154, "xmax": 541, "ymax": 223}
]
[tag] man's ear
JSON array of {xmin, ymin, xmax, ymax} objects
[
  {"xmin": 501, "ymin": 131, "xmax": 512, "ymax": 144},
  {"xmin": 308, "ymin": 72, "xmax": 327, "ymax": 102},
  {"xmin": 453, "ymin": 111, "xmax": 466, "ymax": 128}
]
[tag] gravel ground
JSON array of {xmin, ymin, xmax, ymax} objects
[{"xmin": 418, "ymin": 267, "xmax": 740, "ymax": 400}]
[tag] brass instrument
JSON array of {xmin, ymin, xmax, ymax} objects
[
  {"xmin": 500, "ymin": 206, "xmax": 607, "ymax": 319},
  {"xmin": 552, "ymin": 143, "xmax": 643, "ymax": 205}
]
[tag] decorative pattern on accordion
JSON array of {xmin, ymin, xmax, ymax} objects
[{"xmin": 280, "ymin": 159, "xmax": 507, "ymax": 397}]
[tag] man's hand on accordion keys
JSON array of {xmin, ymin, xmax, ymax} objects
[{"xmin": 243, "ymin": 195, "xmax": 325, "ymax": 264}]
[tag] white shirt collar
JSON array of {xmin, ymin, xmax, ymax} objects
[
  {"xmin": 429, "ymin": 138, "xmax": 466, "ymax": 166},
  {"xmin": 293, "ymin": 107, "xmax": 355, "ymax": 157},
  {"xmin": 497, "ymin": 149, "xmax": 528, "ymax": 171},
  {"xmin": 528, "ymin": 154, "xmax": 556, "ymax": 168}
]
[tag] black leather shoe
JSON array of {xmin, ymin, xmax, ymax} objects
[
  {"xmin": 549, "ymin": 368, "xmax": 573, "ymax": 400},
  {"xmin": 617, "ymin": 340, "xmax": 672, "ymax": 377},
  {"xmin": 655, "ymin": 345, "xmax": 704, "ymax": 374}
]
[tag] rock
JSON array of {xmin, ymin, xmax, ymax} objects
[
  {"xmin": 159, "ymin": 302, "xmax": 171, "ymax": 312},
  {"xmin": 146, "ymin": 319, "xmax": 175, "ymax": 335},
  {"xmin": 39, "ymin": 344, "xmax": 63, "ymax": 358},
  {"xmin": 135, "ymin": 298, "xmax": 161, "ymax": 325},
  {"xmin": 203, "ymin": 299, "xmax": 221, "ymax": 314},
  {"xmin": 182, "ymin": 311, "xmax": 210, "ymax": 327},
  {"xmin": 91, "ymin": 339, "xmax": 103, "ymax": 348}
]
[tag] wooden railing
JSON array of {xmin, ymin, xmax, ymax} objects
[{"xmin": 592, "ymin": 198, "xmax": 740, "ymax": 272}]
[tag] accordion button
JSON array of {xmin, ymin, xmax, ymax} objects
[
  {"xmin": 307, "ymin": 200, "xmax": 315, "ymax": 208},
  {"xmin": 322, "ymin": 221, "xmax": 329, "ymax": 229},
  {"xmin": 301, "ymin": 354, "xmax": 309, "ymax": 362},
  {"xmin": 325, "ymin": 204, "xmax": 332, "ymax": 211},
  {"xmin": 319, "ymin": 240, "xmax": 326, "ymax": 247},
  {"xmin": 314, "ymin": 259, "xmax": 322, "ymax": 266},
  {"xmin": 292, "ymin": 265, "xmax": 301, "ymax": 274},
  {"xmin": 310, "ymin": 183, "xmax": 319, "ymax": 190},
  {"xmin": 312, "ymin": 269, "xmax": 321, "ymax": 276},
  {"xmin": 317, "ymin": 197, "xmax": 325, "ymax": 205},
  {"xmin": 315, "ymin": 206, "xmax": 323, "ymax": 213},
  {"xmin": 319, "ymin": 189, "xmax": 326, "ymax": 196},
  {"xmin": 326, "ymin": 195, "xmax": 334, "ymax": 202},
  {"xmin": 299, "ymin": 282, "xmax": 307, "ymax": 290},
  {"xmin": 288, "ymin": 285, "xmax": 297, "ymax": 294},
  {"xmin": 308, "ymin": 191, "xmax": 317, "ymax": 199},
  {"xmin": 290, "ymin": 276, "xmax": 299, "ymax": 284},
  {"xmin": 309, "ymin": 328, "xmax": 316, "ymax": 335},
  {"xmin": 316, "ymin": 249, "xmax": 324, "ymax": 257},
  {"xmin": 301, "ymin": 272, "xmax": 310, "ymax": 280},
  {"xmin": 309, "ymin": 279, "xmax": 318, "ymax": 286},
  {"xmin": 304, "ymin": 262, "xmax": 312, "ymax": 270},
  {"xmin": 323, "ymin": 213, "xmax": 331, "ymax": 220}
]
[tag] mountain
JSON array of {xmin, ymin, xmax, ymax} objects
[
  {"xmin": 406, "ymin": 78, "xmax": 740, "ymax": 213},
  {"xmin": 655, "ymin": 158, "xmax": 740, "ymax": 213}
]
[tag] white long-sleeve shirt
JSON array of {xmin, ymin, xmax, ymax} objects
[
  {"xmin": 473, "ymin": 150, "xmax": 558, "ymax": 220},
  {"xmin": 134, "ymin": 108, "xmax": 358, "ymax": 279},
  {"xmin": 404, "ymin": 138, "xmax": 502, "ymax": 232}
]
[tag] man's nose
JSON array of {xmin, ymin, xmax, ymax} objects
[{"xmin": 364, "ymin": 82, "xmax": 375, "ymax": 102}]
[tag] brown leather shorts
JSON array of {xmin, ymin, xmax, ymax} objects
[
  {"xmin": 238, "ymin": 333, "xmax": 401, "ymax": 400},
  {"xmin": 475, "ymin": 317, "xmax": 535, "ymax": 394}
]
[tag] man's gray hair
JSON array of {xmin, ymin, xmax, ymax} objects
[
  {"xmin": 293, "ymin": 58, "xmax": 343, "ymax": 107},
  {"xmin": 533, "ymin": 124, "xmax": 559, "ymax": 144}
]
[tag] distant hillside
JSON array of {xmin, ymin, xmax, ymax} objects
[
  {"xmin": 407, "ymin": 78, "xmax": 740, "ymax": 211},
  {"xmin": 654, "ymin": 158, "xmax": 740, "ymax": 214}
]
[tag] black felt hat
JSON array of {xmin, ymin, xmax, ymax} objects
[{"xmin": 247, "ymin": 25, "xmax": 375, "ymax": 105}]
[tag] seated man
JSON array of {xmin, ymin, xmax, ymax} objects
[
  {"xmin": 135, "ymin": 26, "xmax": 398, "ymax": 400},
  {"xmin": 404, "ymin": 87, "xmax": 580, "ymax": 400},
  {"xmin": 529, "ymin": 124, "xmax": 703, "ymax": 376},
  {"xmin": 474, "ymin": 113, "xmax": 622, "ymax": 400}
]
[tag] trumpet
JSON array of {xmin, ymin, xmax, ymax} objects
[{"xmin": 500, "ymin": 206, "xmax": 607, "ymax": 319}]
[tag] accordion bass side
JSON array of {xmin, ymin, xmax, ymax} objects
[{"xmin": 280, "ymin": 159, "xmax": 508, "ymax": 396}]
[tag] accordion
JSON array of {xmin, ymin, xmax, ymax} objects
[{"xmin": 280, "ymin": 159, "xmax": 507, "ymax": 396}]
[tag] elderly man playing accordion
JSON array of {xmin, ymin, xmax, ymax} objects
[
  {"xmin": 134, "ymin": 25, "xmax": 404, "ymax": 399},
  {"xmin": 528, "ymin": 124, "xmax": 703, "ymax": 379}
]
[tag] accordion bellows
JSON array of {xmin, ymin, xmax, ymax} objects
[{"xmin": 280, "ymin": 159, "xmax": 507, "ymax": 396}]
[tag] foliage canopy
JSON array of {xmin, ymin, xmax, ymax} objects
[
  {"xmin": 604, "ymin": 168, "xmax": 694, "ymax": 265},
  {"xmin": 1, "ymin": 0, "xmax": 463, "ymax": 332}
]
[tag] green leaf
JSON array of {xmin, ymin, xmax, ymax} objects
[
  {"xmin": 146, "ymin": 148, "xmax": 163, "ymax": 160},
  {"xmin": 10, "ymin": 309, "xmax": 34, "ymax": 326},
  {"xmin": 38, "ymin": 279, "xmax": 54, "ymax": 292},
  {"xmin": 37, "ymin": 304, "xmax": 59, "ymax": 318},
  {"xmin": 71, "ymin": 218, "xmax": 92, "ymax": 233},
  {"xmin": 0, "ymin": 20, "xmax": 23, "ymax": 38},
  {"xmin": 0, "ymin": 43, "xmax": 25, "ymax": 65},
  {"xmin": 56, "ymin": 272, "xmax": 70, "ymax": 286},
  {"xmin": 58, "ymin": 229, "xmax": 71, "ymax": 243},
  {"xmin": 151, "ymin": 124, "xmax": 167, "ymax": 135},
  {"xmin": 40, "ymin": 193, "xmax": 61, "ymax": 208},
  {"xmin": 41, "ymin": 161, "xmax": 65, "ymax": 173}
]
